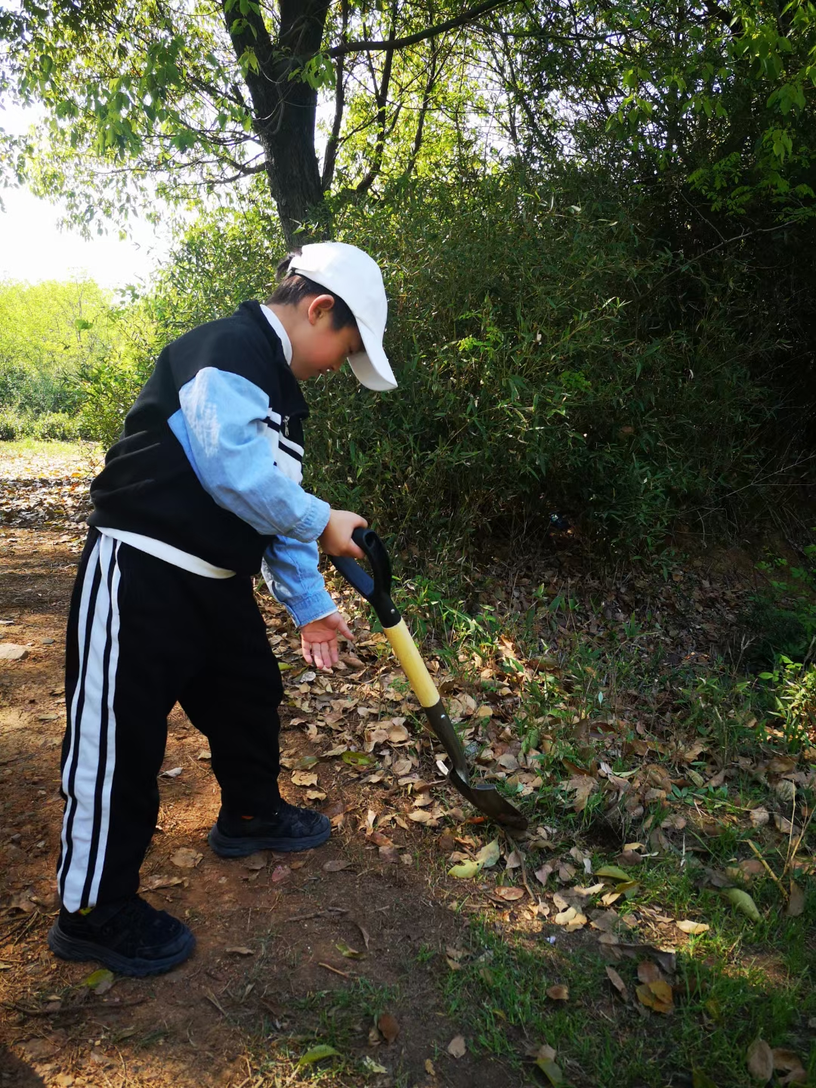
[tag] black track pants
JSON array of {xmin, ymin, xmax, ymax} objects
[{"xmin": 57, "ymin": 529, "xmax": 283, "ymax": 911}]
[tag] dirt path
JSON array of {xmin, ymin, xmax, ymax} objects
[{"xmin": 0, "ymin": 456, "xmax": 515, "ymax": 1088}]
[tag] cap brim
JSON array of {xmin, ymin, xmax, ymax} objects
[{"xmin": 347, "ymin": 324, "xmax": 397, "ymax": 391}]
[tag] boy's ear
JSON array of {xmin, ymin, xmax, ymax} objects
[{"xmin": 306, "ymin": 294, "xmax": 336, "ymax": 325}]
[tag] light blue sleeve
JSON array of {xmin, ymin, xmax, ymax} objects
[
  {"xmin": 168, "ymin": 367, "xmax": 330, "ymax": 542},
  {"xmin": 262, "ymin": 537, "xmax": 337, "ymax": 627}
]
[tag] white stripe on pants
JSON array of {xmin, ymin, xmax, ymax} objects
[{"xmin": 58, "ymin": 534, "xmax": 122, "ymax": 911}]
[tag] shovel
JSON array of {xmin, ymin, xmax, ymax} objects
[{"xmin": 329, "ymin": 528, "xmax": 528, "ymax": 831}]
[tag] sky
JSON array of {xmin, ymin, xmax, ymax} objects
[
  {"xmin": 0, "ymin": 103, "xmax": 171, "ymax": 290},
  {"xmin": 0, "ymin": 186, "xmax": 170, "ymax": 289}
]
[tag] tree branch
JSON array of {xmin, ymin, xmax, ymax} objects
[
  {"xmin": 327, "ymin": 0, "xmax": 518, "ymax": 57},
  {"xmin": 357, "ymin": 0, "xmax": 399, "ymax": 195},
  {"xmin": 322, "ymin": 0, "xmax": 349, "ymax": 190},
  {"xmin": 405, "ymin": 39, "xmax": 441, "ymax": 177}
]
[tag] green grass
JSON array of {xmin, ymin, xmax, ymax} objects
[
  {"xmin": 365, "ymin": 553, "xmax": 816, "ymax": 1087},
  {"xmin": 0, "ymin": 436, "xmax": 97, "ymax": 457},
  {"xmin": 246, "ymin": 979, "xmax": 402, "ymax": 1084},
  {"xmin": 441, "ymin": 888, "xmax": 815, "ymax": 1087}
]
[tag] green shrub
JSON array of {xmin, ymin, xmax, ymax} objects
[
  {"xmin": 0, "ymin": 408, "xmax": 85, "ymax": 441},
  {"xmin": 308, "ymin": 173, "xmax": 778, "ymax": 553},
  {"xmin": 75, "ymin": 355, "xmax": 154, "ymax": 446},
  {"xmin": 31, "ymin": 411, "xmax": 85, "ymax": 441},
  {"xmin": 0, "ymin": 409, "xmax": 24, "ymax": 441},
  {"xmin": 740, "ymin": 549, "xmax": 816, "ymax": 669},
  {"xmin": 144, "ymin": 169, "xmax": 789, "ymax": 556},
  {"xmin": 758, "ymin": 657, "xmax": 816, "ymax": 749}
]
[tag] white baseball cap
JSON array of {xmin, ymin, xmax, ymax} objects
[{"xmin": 288, "ymin": 242, "xmax": 397, "ymax": 391}]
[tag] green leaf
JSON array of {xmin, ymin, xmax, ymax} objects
[
  {"xmin": 596, "ymin": 865, "xmax": 630, "ymax": 881},
  {"xmin": 723, "ymin": 887, "xmax": 761, "ymax": 923},
  {"xmin": 83, "ymin": 968, "xmax": 115, "ymax": 992},
  {"xmin": 449, "ymin": 859, "xmax": 481, "ymax": 879},
  {"xmin": 475, "ymin": 839, "xmax": 501, "ymax": 868},
  {"xmin": 535, "ymin": 1057, "xmax": 564, "ymax": 1084},
  {"xmin": 297, "ymin": 1044, "xmax": 340, "ymax": 1067},
  {"xmin": 692, "ymin": 1069, "xmax": 719, "ymax": 1088},
  {"xmin": 342, "ymin": 751, "xmax": 376, "ymax": 767}
]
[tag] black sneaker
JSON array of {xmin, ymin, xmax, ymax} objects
[
  {"xmin": 47, "ymin": 895, "xmax": 195, "ymax": 977},
  {"xmin": 208, "ymin": 800, "xmax": 331, "ymax": 858}
]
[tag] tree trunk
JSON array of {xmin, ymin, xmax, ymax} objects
[{"xmin": 223, "ymin": 0, "xmax": 330, "ymax": 247}]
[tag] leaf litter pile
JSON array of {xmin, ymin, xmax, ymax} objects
[{"xmin": 0, "ymin": 443, "xmax": 814, "ymax": 1088}]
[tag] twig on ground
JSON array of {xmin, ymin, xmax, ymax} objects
[
  {"xmin": 318, "ymin": 961, "xmax": 351, "ymax": 978},
  {"xmin": 746, "ymin": 839, "xmax": 788, "ymax": 899}
]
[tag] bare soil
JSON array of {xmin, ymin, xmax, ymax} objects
[{"xmin": 0, "ymin": 453, "xmax": 516, "ymax": 1088}]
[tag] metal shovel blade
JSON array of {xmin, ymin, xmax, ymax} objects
[{"xmin": 423, "ymin": 701, "xmax": 528, "ymax": 830}]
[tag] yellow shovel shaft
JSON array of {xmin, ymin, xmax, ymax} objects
[{"xmin": 384, "ymin": 619, "xmax": 439, "ymax": 708}]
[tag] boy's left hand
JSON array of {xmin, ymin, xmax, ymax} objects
[{"xmin": 300, "ymin": 611, "xmax": 354, "ymax": 672}]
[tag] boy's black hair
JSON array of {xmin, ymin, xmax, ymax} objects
[{"xmin": 266, "ymin": 252, "xmax": 356, "ymax": 331}]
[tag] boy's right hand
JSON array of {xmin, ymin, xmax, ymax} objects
[{"xmin": 319, "ymin": 509, "xmax": 367, "ymax": 558}]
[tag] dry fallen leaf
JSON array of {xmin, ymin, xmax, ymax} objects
[
  {"xmin": 170, "ymin": 848, "xmax": 202, "ymax": 869},
  {"xmin": 493, "ymin": 886, "xmax": 525, "ymax": 902},
  {"xmin": 676, "ymin": 920, "xmax": 710, "ymax": 935},
  {"xmin": 292, "ymin": 770, "xmax": 319, "ymax": 787},
  {"xmin": 546, "ymin": 984, "xmax": 569, "ymax": 1001},
  {"xmin": 772, "ymin": 1048, "xmax": 806, "ymax": 1074},
  {"xmin": 447, "ymin": 1035, "xmax": 466, "ymax": 1058},
  {"xmin": 637, "ymin": 961, "xmax": 662, "ymax": 984},
  {"xmin": 143, "ymin": 875, "xmax": 184, "ymax": 891},
  {"xmin": 323, "ymin": 859, "xmax": 352, "ymax": 872},
  {"xmin": 377, "ymin": 1012, "xmax": 400, "ymax": 1043},
  {"xmin": 636, "ymin": 979, "xmax": 673, "ymax": 1014},
  {"xmin": 534, "ymin": 863, "xmax": 554, "ymax": 886},
  {"xmin": 226, "ymin": 946, "xmax": 254, "ymax": 956},
  {"xmin": 786, "ymin": 882, "xmax": 805, "ymax": 918},
  {"xmin": 505, "ymin": 849, "xmax": 523, "ymax": 869},
  {"xmin": 774, "ymin": 813, "xmax": 800, "ymax": 836},
  {"xmin": 243, "ymin": 853, "xmax": 267, "ymax": 871},
  {"xmin": 530, "ymin": 1043, "xmax": 557, "ymax": 1063},
  {"xmin": 565, "ymin": 774, "xmax": 597, "ymax": 813},
  {"xmin": 747, "ymin": 1038, "xmax": 774, "ymax": 1082},
  {"xmin": 605, "ymin": 965, "xmax": 628, "ymax": 999}
]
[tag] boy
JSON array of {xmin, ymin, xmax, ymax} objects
[{"xmin": 48, "ymin": 242, "xmax": 398, "ymax": 977}]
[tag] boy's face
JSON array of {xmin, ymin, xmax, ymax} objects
[{"xmin": 288, "ymin": 295, "xmax": 364, "ymax": 382}]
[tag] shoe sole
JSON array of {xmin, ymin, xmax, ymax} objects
[
  {"xmin": 47, "ymin": 922, "xmax": 195, "ymax": 978},
  {"xmin": 208, "ymin": 822, "xmax": 331, "ymax": 858}
]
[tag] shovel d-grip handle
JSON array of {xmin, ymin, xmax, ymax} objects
[
  {"xmin": 329, "ymin": 531, "xmax": 530, "ymax": 828},
  {"xmin": 329, "ymin": 527, "xmax": 399, "ymax": 626}
]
